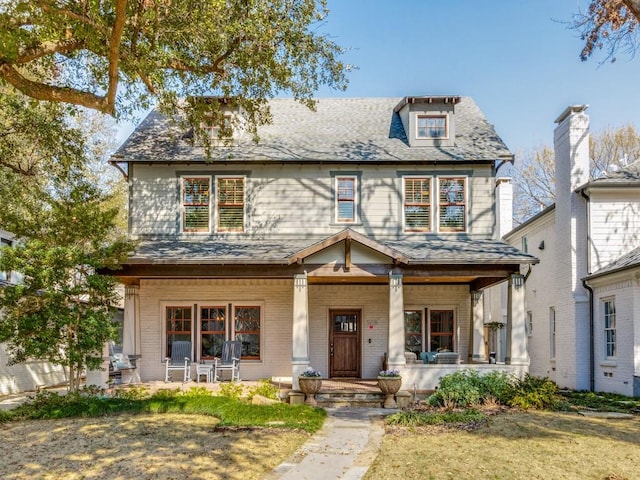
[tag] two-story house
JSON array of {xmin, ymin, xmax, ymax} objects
[
  {"xmin": 505, "ymin": 106, "xmax": 640, "ymax": 396},
  {"xmin": 105, "ymin": 96, "xmax": 537, "ymax": 391}
]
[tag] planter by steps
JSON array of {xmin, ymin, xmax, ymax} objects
[
  {"xmin": 377, "ymin": 376, "xmax": 402, "ymax": 408},
  {"xmin": 298, "ymin": 377, "xmax": 323, "ymax": 405}
]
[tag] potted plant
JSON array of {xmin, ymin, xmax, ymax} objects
[
  {"xmin": 377, "ymin": 369, "xmax": 402, "ymax": 408},
  {"xmin": 298, "ymin": 367, "xmax": 323, "ymax": 405}
]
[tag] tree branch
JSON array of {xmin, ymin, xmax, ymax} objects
[
  {"xmin": 0, "ymin": 64, "xmax": 114, "ymax": 114},
  {"xmin": 36, "ymin": 1, "xmax": 109, "ymax": 36},
  {"xmin": 105, "ymin": 0, "xmax": 128, "ymax": 111},
  {"xmin": 13, "ymin": 37, "xmax": 85, "ymax": 64}
]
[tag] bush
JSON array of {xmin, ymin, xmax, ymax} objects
[
  {"xmin": 217, "ymin": 382, "xmax": 245, "ymax": 400},
  {"xmin": 508, "ymin": 374, "xmax": 559, "ymax": 410},
  {"xmin": 112, "ymin": 386, "xmax": 151, "ymax": 400},
  {"xmin": 247, "ymin": 379, "xmax": 279, "ymax": 401},
  {"xmin": 387, "ymin": 408, "xmax": 487, "ymax": 427},
  {"xmin": 428, "ymin": 370, "xmax": 514, "ymax": 408}
]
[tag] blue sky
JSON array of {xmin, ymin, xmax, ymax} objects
[{"xmin": 118, "ymin": 1, "xmax": 640, "ymax": 155}]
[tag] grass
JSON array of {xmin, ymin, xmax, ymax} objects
[
  {"xmin": 0, "ymin": 387, "xmax": 326, "ymax": 433},
  {"xmin": 0, "ymin": 387, "xmax": 327, "ymax": 480},
  {"xmin": 366, "ymin": 410, "xmax": 640, "ymax": 480}
]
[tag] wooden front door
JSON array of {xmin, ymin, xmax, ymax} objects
[{"xmin": 329, "ymin": 309, "xmax": 361, "ymax": 377}]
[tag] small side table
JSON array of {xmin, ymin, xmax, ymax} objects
[{"xmin": 196, "ymin": 363, "xmax": 214, "ymax": 383}]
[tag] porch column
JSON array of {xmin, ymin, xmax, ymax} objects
[
  {"xmin": 121, "ymin": 285, "xmax": 140, "ymax": 383},
  {"xmin": 469, "ymin": 291, "xmax": 485, "ymax": 362},
  {"xmin": 292, "ymin": 273, "xmax": 310, "ymax": 390},
  {"xmin": 387, "ymin": 272, "xmax": 406, "ymax": 370},
  {"xmin": 85, "ymin": 342, "xmax": 110, "ymax": 389},
  {"xmin": 505, "ymin": 274, "xmax": 528, "ymax": 365}
]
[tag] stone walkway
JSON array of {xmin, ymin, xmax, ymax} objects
[{"xmin": 265, "ymin": 407, "xmax": 392, "ymax": 480}]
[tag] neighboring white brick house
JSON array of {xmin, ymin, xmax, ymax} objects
[{"xmin": 505, "ymin": 106, "xmax": 640, "ymax": 396}]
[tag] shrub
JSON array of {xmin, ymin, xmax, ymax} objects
[
  {"xmin": 509, "ymin": 374, "xmax": 559, "ymax": 410},
  {"xmin": 217, "ymin": 382, "xmax": 245, "ymax": 400},
  {"xmin": 181, "ymin": 386, "xmax": 213, "ymax": 397},
  {"xmin": 427, "ymin": 370, "xmax": 516, "ymax": 409},
  {"xmin": 387, "ymin": 408, "xmax": 487, "ymax": 427},
  {"xmin": 112, "ymin": 386, "xmax": 150, "ymax": 400},
  {"xmin": 247, "ymin": 379, "xmax": 279, "ymax": 401}
]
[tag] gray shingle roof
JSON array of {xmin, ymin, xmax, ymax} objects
[
  {"xmin": 588, "ymin": 159, "xmax": 640, "ymax": 187},
  {"xmin": 115, "ymin": 97, "xmax": 511, "ymax": 164},
  {"xmin": 586, "ymin": 247, "xmax": 640, "ymax": 280},
  {"xmin": 125, "ymin": 236, "xmax": 537, "ymax": 266}
]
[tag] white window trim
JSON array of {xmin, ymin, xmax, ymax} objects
[
  {"xmin": 402, "ymin": 175, "xmax": 433, "ymax": 233},
  {"xmin": 335, "ymin": 175, "xmax": 358, "ymax": 224},
  {"xmin": 526, "ymin": 310, "xmax": 533, "ymax": 337},
  {"xmin": 549, "ymin": 307, "xmax": 556, "ymax": 361},
  {"xmin": 602, "ymin": 297, "xmax": 617, "ymax": 360},
  {"xmin": 215, "ymin": 175, "xmax": 247, "ymax": 234},
  {"xmin": 416, "ymin": 114, "xmax": 449, "ymax": 140},
  {"xmin": 435, "ymin": 176, "xmax": 467, "ymax": 233},
  {"xmin": 180, "ymin": 175, "xmax": 212, "ymax": 234}
]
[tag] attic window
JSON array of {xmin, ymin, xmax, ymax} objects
[
  {"xmin": 417, "ymin": 116, "xmax": 447, "ymax": 139},
  {"xmin": 202, "ymin": 114, "xmax": 232, "ymax": 139}
]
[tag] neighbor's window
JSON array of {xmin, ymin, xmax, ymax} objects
[
  {"xmin": 166, "ymin": 306, "xmax": 193, "ymax": 359},
  {"xmin": 550, "ymin": 307, "xmax": 556, "ymax": 360},
  {"xmin": 217, "ymin": 177, "xmax": 245, "ymax": 232},
  {"xmin": 182, "ymin": 177, "xmax": 210, "ymax": 232},
  {"xmin": 603, "ymin": 299, "xmax": 616, "ymax": 359},
  {"xmin": 429, "ymin": 309, "xmax": 454, "ymax": 352},
  {"xmin": 404, "ymin": 177, "xmax": 431, "ymax": 232},
  {"xmin": 404, "ymin": 310, "xmax": 423, "ymax": 357},
  {"xmin": 438, "ymin": 177, "xmax": 466, "ymax": 232},
  {"xmin": 526, "ymin": 310, "xmax": 533, "ymax": 337},
  {"xmin": 234, "ymin": 306, "xmax": 261, "ymax": 360},
  {"xmin": 417, "ymin": 115, "xmax": 447, "ymax": 139},
  {"xmin": 200, "ymin": 306, "xmax": 226, "ymax": 359},
  {"xmin": 336, "ymin": 176, "xmax": 357, "ymax": 222}
]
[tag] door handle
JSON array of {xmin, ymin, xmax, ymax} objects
[{"xmin": 330, "ymin": 343, "xmax": 334, "ymax": 356}]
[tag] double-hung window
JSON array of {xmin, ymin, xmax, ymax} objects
[
  {"xmin": 200, "ymin": 306, "xmax": 226, "ymax": 359},
  {"xmin": 404, "ymin": 177, "xmax": 432, "ymax": 232},
  {"xmin": 603, "ymin": 299, "xmax": 616, "ymax": 359},
  {"xmin": 182, "ymin": 177, "xmax": 210, "ymax": 232},
  {"xmin": 217, "ymin": 177, "xmax": 245, "ymax": 232},
  {"xmin": 429, "ymin": 309, "xmax": 455, "ymax": 351},
  {"xmin": 404, "ymin": 310, "xmax": 423, "ymax": 356},
  {"xmin": 336, "ymin": 176, "xmax": 357, "ymax": 223},
  {"xmin": 438, "ymin": 177, "xmax": 466, "ymax": 232},
  {"xmin": 234, "ymin": 306, "xmax": 261, "ymax": 360},
  {"xmin": 417, "ymin": 116, "xmax": 447, "ymax": 139}
]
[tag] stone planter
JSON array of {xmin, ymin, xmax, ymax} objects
[
  {"xmin": 377, "ymin": 376, "xmax": 402, "ymax": 408},
  {"xmin": 298, "ymin": 377, "xmax": 323, "ymax": 405}
]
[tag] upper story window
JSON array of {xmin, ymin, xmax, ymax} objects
[
  {"xmin": 417, "ymin": 115, "xmax": 447, "ymax": 139},
  {"xmin": 336, "ymin": 176, "xmax": 357, "ymax": 223},
  {"xmin": 404, "ymin": 177, "xmax": 432, "ymax": 232},
  {"xmin": 438, "ymin": 177, "xmax": 466, "ymax": 232},
  {"xmin": 217, "ymin": 176, "xmax": 245, "ymax": 232},
  {"xmin": 182, "ymin": 176, "xmax": 210, "ymax": 232},
  {"xmin": 603, "ymin": 298, "xmax": 616, "ymax": 359},
  {"xmin": 202, "ymin": 113, "xmax": 233, "ymax": 140}
]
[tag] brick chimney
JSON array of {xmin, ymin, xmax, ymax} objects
[{"xmin": 553, "ymin": 105, "xmax": 590, "ymax": 390}]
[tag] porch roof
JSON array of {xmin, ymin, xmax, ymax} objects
[{"xmin": 122, "ymin": 235, "xmax": 537, "ymax": 266}]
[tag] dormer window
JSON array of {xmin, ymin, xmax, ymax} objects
[
  {"xmin": 417, "ymin": 116, "xmax": 447, "ymax": 139},
  {"xmin": 202, "ymin": 113, "xmax": 233, "ymax": 140}
]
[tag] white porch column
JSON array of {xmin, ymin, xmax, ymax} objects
[
  {"xmin": 121, "ymin": 285, "xmax": 140, "ymax": 384},
  {"xmin": 387, "ymin": 272, "xmax": 406, "ymax": 370},
  {"xmin": 506, "ymin": 274, "xmax": 528, "ymax": 365},
  {"xmin": 469, "ymin": 291, "xmax": 485, "ymax": 362},
  {"xmin": 85, "ymin": 342, "xmax": 110, "ymax": 389},
  {"xmin": 292, "ymin": 273, "xmax": 310, "ymax": 390}
]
